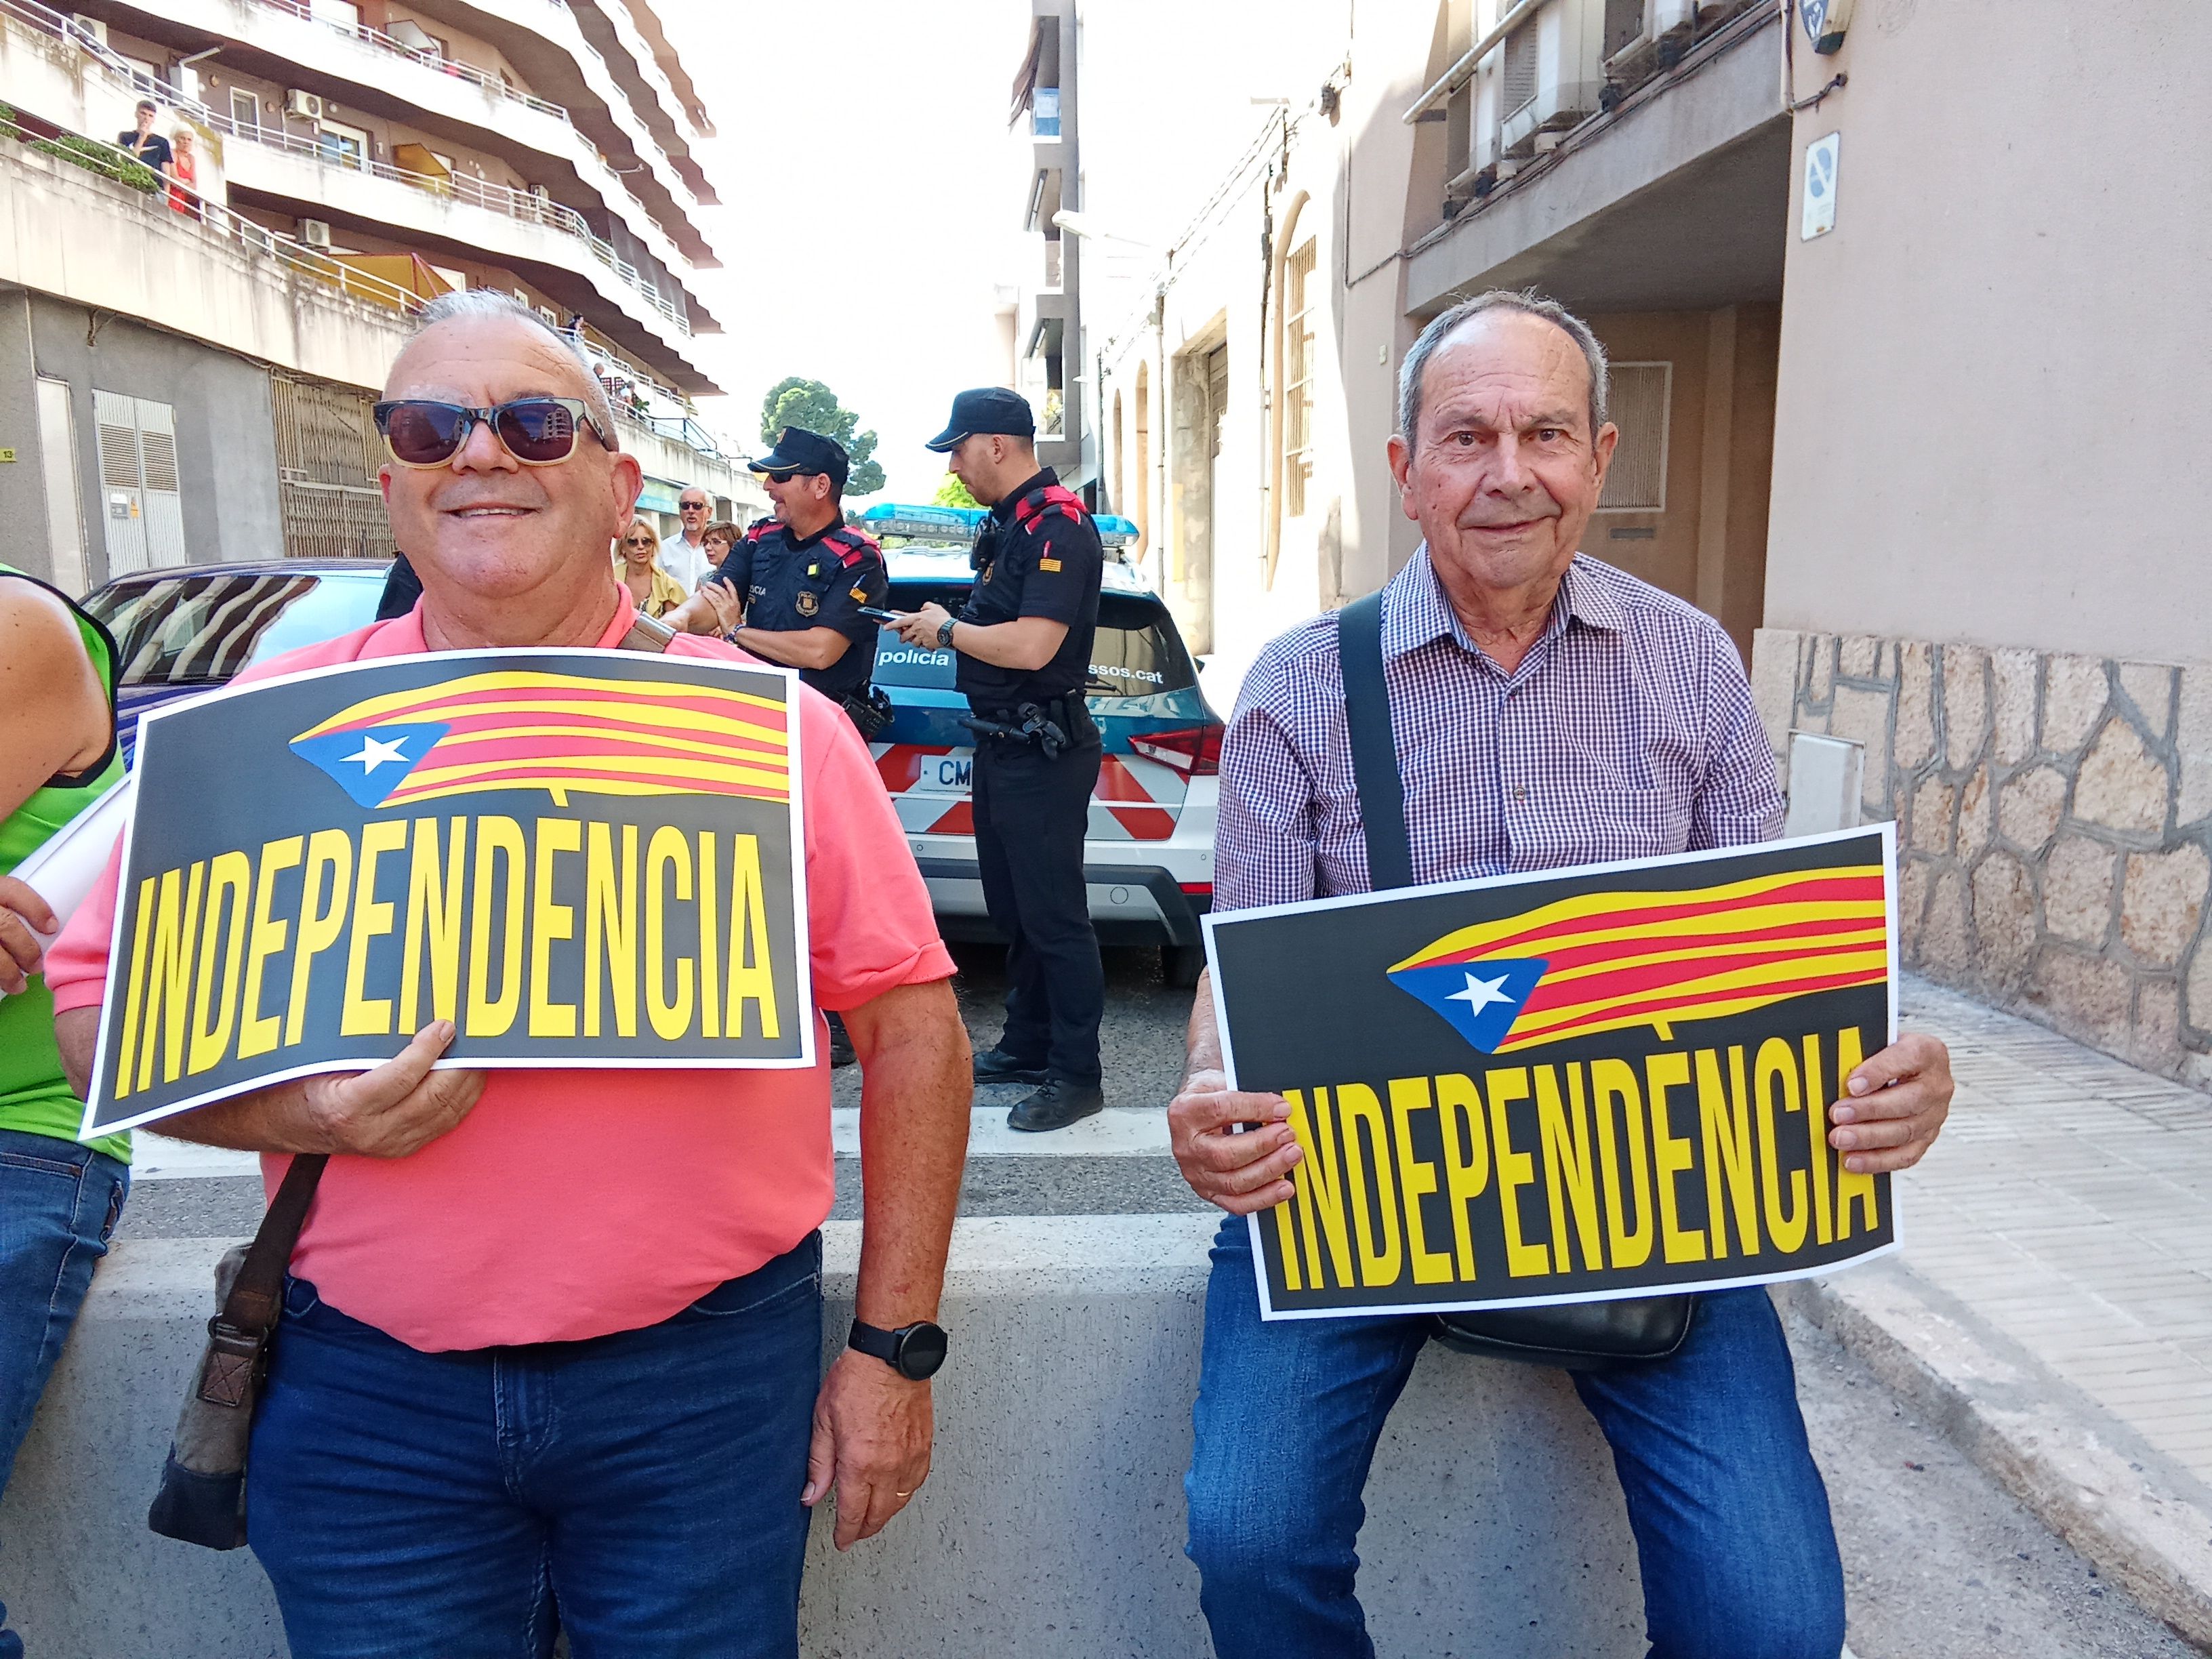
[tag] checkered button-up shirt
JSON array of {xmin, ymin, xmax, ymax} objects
[{"xmin": 1214, "ymin": 549, "xmax": 1784, "ymax": 913}]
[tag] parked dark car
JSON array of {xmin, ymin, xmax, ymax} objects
[{"xmin": 81, "ymin": 561, "xmax": 389, "ymax": 765}]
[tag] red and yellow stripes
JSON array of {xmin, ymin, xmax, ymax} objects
[
  {"xmin": 298, "ymin": 670, "xmax": 791, "ymax": 808},
  {"xmin": 1394, "ymin": 867, "xmax": 1887, "ymax": 1052}
]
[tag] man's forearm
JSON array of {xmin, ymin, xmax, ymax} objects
[
  {"xmin": 733, "ymin": 626, "xmax": 848, "ymax": 672},
  {"xmin": 1183, "ymin": 968, "xmax": 1222, "ymax": 1080},
  {"xmin": 58, "ymin": 1006, "xmax": 335, "ymax": 1151},
  {"xmin": 947, "ymin": 616, "xmax": 1064, "ymax": 672},
  {"xmin": 845, "ymin": 980, "xmax": 970, "ymax": 1327}
]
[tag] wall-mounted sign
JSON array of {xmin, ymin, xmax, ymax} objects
[
  {"xmin": 1800, "ymin": 0, "xmax": 1854, "ymax": 54},
  {"xmin": 1801, "ymin": 133, "xmax": 1841, "ymax": 240}
]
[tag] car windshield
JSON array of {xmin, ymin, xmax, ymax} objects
[
  {"xmin": 873, "ymin": 587, "xmax": 1198, "ymax": 698},
  {"xmin": 84, "ymin": 569, "xmax": 387, "ymax": 687}
]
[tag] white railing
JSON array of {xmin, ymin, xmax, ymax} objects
[
  {"xmin": 249, "ymin": 0, "xmax": 569, "ymax": 121},
  {"xmin": 1, "ymin": 0, "xmax": 692, "ymax": 335}
]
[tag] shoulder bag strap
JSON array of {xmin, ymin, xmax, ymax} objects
[
  {"xmin": 1336, "ymin": 589, "xmax": 1414, "ymax": 893},
  {"xmin": 205, "ymin": 609, "xmax": 678, "ymax": 1389}
]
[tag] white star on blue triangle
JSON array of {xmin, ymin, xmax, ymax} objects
[
  {"xmin": 1386, "ymin": 957, "xmax": 1549, "ymax": 1053},
  {"xmin": 290, "ymin": 722, "xmax": 448, "ymax": 808}
]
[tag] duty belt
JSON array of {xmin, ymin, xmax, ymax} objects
[{"xmin": 962, "ymin": 695, "xmax": 1092, "ymax": 759}]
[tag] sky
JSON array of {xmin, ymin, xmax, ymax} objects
[{"xmin": 657, "ymin": 0, "xmax": 1036, "ymax": 502}]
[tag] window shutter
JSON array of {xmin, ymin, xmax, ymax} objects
[{"xmin": 1597, "ymin": 363, "xmax": 1671, "ymax": 512}]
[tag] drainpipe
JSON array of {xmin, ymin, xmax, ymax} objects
[{"xmin": 1263, "ymin": 188, "xmax": 1311, "ymax": 591}]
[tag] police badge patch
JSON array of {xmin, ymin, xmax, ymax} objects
[{"xmin": 796, "ymin": 591, "xmax": 819, "ymax": 617}]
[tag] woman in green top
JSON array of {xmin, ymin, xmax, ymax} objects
[{"xmin": 0, "ymin": 565, "xmax": 125, "ymax": 1659}]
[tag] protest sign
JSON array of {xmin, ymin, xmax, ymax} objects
[
  {"xmin": 1204, "ymin": 827, "xmax": 1898, "ymax": 1321},
  {"xmin": 83, "ymin": 650, "xmax": 811, "ymax": 1136}
]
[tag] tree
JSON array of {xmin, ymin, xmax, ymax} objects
[
  {"xmin": 931, "ymin": 474, "xmax": 983, "ymax": 510},
  {"xmin": 758, "ymin": 376, "xmax": 886, "ymax": 496}
]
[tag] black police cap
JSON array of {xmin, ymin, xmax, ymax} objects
[
  {"xmin": 750, "ymin": 426, "xmax": 849, "ymax": 493},
  {"xmin": 924, "ymin": 388, "xmax": 1036, "ymax": 453}
]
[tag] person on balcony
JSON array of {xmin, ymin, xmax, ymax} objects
[
  {"xmin": 165, "ymin": 127, "xmax": 199, "ymax": 219},
  {"xmin": 614, "ymin": 516, "xmax": 686, "ymax": 619},
  {"xmin": 115, "ymin": 101, "xmax": 170, "ymax": 175}
]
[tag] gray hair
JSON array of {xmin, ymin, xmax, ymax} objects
[
  {"xmin": 1397, "ymin": 289, "xmax": 1610, "ymax": 447},
  {"xmin": 405, "ymin": 289, "xmax": 621, "ymax": 452}
]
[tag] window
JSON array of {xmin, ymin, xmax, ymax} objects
[
  {"xmin": 1597, "ymin": 362, "xmax": 1672, "ymax": 512},
  {"xmin": 1282, "ymin": 239, "xmax": 1317, "ymax": 519},
  {"xmin": 1032, "ymin": 87, "xmax": 1061, "ymax": 138},
  {"xmin": 230, "ymin": 89, "xmax": 259, "ymax": 134},
  {"xmin": 316, "ymin": 118, "xmax": 369, "ymax": 170},
  {"xmin": 1502, "ymin": 20, "xmax": 1538, "ymax": 119}
]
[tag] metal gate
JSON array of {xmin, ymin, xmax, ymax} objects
[{"xmin": 271, "ymin": 374, "xmax": 393, "ymax": 560}]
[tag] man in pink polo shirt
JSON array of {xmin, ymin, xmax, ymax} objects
[{"xmin": 50, "ymin": 291, "xmax": 971, "ymax": 1659}]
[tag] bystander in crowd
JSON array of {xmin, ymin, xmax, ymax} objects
[
  {"xmin": 615, "ymin": 516, "xmax": 687, "ymax": 618},
  {"xmin": 0, "ymin": 565, "xmax": 125, "ymax": 1659}
]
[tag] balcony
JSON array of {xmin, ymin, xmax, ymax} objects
[
  {"xmin": 402, "ymin": 0, "xmax": 714, "ymax": 222},
  {"xmin": 1401, "ymin": 0, "xmax": 1787, "ymax": 316},
  {"xmin": 565, "ymin": 0, "xmax": 714, "ymax": 199},
  {"xmin": 83, "ymin": 0, "xmax": 714, "ymax": 266}
]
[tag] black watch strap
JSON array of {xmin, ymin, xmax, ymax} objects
[{"xmin": 848, "ymin": 1318, "xmax": 948, "ymax": 1380}]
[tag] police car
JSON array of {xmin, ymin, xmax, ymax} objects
[{"xmin": 862, "ymin": 504, "xmax": 1223, "ymax": 985}]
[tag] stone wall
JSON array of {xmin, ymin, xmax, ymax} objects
[{"xmin": 1750, "ymin": 630, "xmax": 2212, "ymax": 1085}]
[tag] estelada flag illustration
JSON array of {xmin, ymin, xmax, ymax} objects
[
  {"xmin": 287, "ymin": 669, "xmax": 791, "ymax": 810},
  {"xmin": 1386, "ymin": 865, "xmax": 1887, "ymax": 1054}
]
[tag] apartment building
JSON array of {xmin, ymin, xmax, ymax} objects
[
  {"xmin": 0, "ymin": 0, "xmax": 761, "ymax": 590},
  {"xmin": 1055, "ymin": 0, "xmax": 2212, "ymax": 1087}
]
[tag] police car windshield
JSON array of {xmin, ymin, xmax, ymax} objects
[
  {"xmin": 874, "ymin": 586, "xmax": 1198, "ymax": 699},
  {"xmin": 85, "ymin": 569, "xmax": 387, "ymax": 687}
]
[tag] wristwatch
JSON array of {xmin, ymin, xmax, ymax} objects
[
  {"xmin": 848, "ymin": 1318, "xmax": 949, "ymax": 1381},
  {"xmin": 936, "ymin": 616, "xmax": 957, "ymax": 649}
]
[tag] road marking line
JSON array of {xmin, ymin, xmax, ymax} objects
[{"xmin": 833, "ymin": 1107, "xmax": 1169, "ymax": 1159}]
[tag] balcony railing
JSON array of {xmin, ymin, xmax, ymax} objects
[
  {"xmin": 1, "ymin": 115, "xmax": 741, "ymax": 466},
  {"xmin": 5, "ymin": 0, "xmax": 692, "ymax": 334},
  {"xmin": 251, "ymin": 0, "xmax": 569, "ymax": 121}
]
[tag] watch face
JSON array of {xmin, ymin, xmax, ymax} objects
[{"xmin": 895, "ymin": 1322, "xmax": 949, "ymax": 1380}]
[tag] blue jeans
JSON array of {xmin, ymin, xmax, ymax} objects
[
  {"xmin": 249, "ymin": 1232, "xmax": 823, "ymax": 1659},
  {"xmin": 1185, "ymin": 1216, "xmax": 1846, "ymax": 1659},
  {"xmin": 0, "ymin": 1128, "xmax": 129, "ymax": 1659}
]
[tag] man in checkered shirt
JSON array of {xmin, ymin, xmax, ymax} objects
[{"xmin": 1168, "ymin": 291, "xmax": 1957, "ymax": 1659}]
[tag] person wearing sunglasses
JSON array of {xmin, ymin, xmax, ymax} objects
[
  {"xmin": 613, "ymin": 515, "xmax": 687, "ymax": 619},
  {"xmin": 660, "ymin": 485, "xmax": 718, "ymax": 591},
  {"xmin": 47, "ymin": 289, "xmax": 970, "ymax": 1659}
]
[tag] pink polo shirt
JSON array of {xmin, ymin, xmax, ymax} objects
[{"xmin": 48, "ymin": 587, "xmax": 954, "ymax": 1352}]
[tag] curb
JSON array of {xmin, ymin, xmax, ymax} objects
[{"xmin": 1779, "ymin": 1264, "xmax": 2212, "ymax": 1654}]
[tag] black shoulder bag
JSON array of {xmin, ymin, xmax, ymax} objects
[{"xmin": 1336, "ymin": 590, "xmax": 1694, "ymax": 1370}]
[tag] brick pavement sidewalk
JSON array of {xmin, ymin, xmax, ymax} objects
[{"xmin": 1786, "ymin": 973, "xmax": 2212, "ymax": 1647}]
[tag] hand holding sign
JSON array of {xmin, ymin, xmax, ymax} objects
[
  {"xmin": 1829, "ymin": 1031, "xmax": 1952, "ymax": 1174},
  {"xmin": 0, "ymin": 876, "xmax": 57, "ymax": 996},
  {"xmin": 297, "ymin": 1019, "xmax": 487, "ymax": 1159},
  {"xmin": 1168, "ymin": 1068, "xmax": 1304, "ymax": 1215}
]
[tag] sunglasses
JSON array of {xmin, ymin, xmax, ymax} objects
[
  {"xmin": 623, "ymin": 536, "xmax": 655, "ymax": 547},
  {"xmin": 373, "ymin": 398, "xmax": 613, "ymax": 468},
  {"xmin": 679, "ymin": 501, "xmax": 707, "ymax": 512}
]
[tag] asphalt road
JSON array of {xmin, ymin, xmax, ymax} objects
[{"xmin": 115, "ymin": 941, "xmax": 2201, "ymax": 1656}]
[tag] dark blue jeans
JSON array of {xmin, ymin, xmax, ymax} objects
[
  {"xmin": 249, "ymin": 1232, "xmax": 823, "ymax": 1659},
  {"xmin": 0, "ymin": 1128, "xmax": 128, "ymax": 1659},
  {"xmin": 1185, "ymin": 1215, "xmax": 1847, "ymax": 1659}
]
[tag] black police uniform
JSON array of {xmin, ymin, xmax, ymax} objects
[
  {"xmin": 711, "ymin": 518, "xmax": 888, "ymax": 705},
  {"xmin": 957, "ymin": 467, "xmax": 1105, "ymax": 1087}
]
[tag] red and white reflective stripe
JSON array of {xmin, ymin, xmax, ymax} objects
[{"xmin": 869, "ymin": 741, "xmax": 1187, "ymax": 840}]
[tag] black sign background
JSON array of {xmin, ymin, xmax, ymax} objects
[
  {"xmin": 85, "ymin": 651, "xmax": 810, "ymax": 1136},
  {"xmin": 1206, "ymin": 830, "xmax": 1898, "ymax": 1318}
]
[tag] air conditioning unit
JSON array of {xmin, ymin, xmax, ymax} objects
[
  {"xmin": 298, "ymin": 218, "xmax": 332, "ymax": 249},
  {"xmin": 1476, "ymin": 0, "xmax": 1607, "ymax": 163},
  {"xmin": 1603, "ymin": 0, "xmax": 1697, "ymax": 74},
  {"xmin": 535, "ymin": 306, "xmax": 560, "ymax": 328},
  {"xmin": 284, "ymin": 89, "xmax": 324, "ymax": 123},
  {"xmin": 528, "ymin": 184, "xmax": 550, "ymax": 202},
  {"xmin": 512, "ymin": 287, "xmax": 532, "ymax": 306},
  {"xmin": 69, "ymin": 13, "xmax": 106, "ymax": 45}
]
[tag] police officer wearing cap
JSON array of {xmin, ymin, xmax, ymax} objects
[
  {"xmin": 670, "ymin": 426, "xmax": 890, "ymax": 720},
  {"xmin": 889, "ymin": 388, "xmax": 1106, "ymax": 1132},
  {"xmin": 670, "ymin": 426, "xmax": 890, "ymax": 1071}
]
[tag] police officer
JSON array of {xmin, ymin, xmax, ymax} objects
[
  {"xmin": 669, "ymin": 426, "xmax": 889, "ymax": 722},
  {"xmin": 669, "ymin": 426, "xmax": 889, "ymax": 1069},
  {"xmin": 890, "ymin": 388, "xmax": 1105, "ymax": 1132}
]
